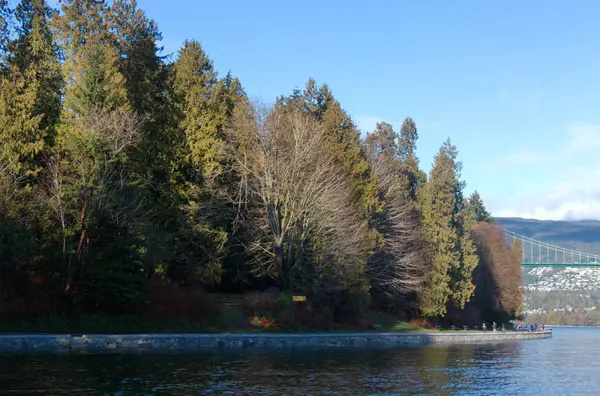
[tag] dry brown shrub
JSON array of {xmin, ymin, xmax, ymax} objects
[
  {"xmin": 409, "ymin": 318, "xmax": 436, "ymax": 330},
  {"xmin": 241, "ymin": 291, "xmax": 281, "ymax": 315},
  {"xmin": 143, "ymin": 280, "xmax": 220, "ymax": 321}
]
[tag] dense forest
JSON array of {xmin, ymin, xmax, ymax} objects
[{"xmin": 0, "ymin": 0, "xmax": 523, "ymax": 331}]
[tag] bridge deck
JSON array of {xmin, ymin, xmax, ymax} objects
[{"xmin": 522, "ymin": 262, "xmax": 600, "ymax": 268}]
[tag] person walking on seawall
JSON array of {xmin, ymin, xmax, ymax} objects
[
  {"xmin": 492, "ymin": 322, "xmax": 497, "ymax": 332},
  {"xmin": 482, "ymin": 323, "xmax": 487, "ymax": 331}
]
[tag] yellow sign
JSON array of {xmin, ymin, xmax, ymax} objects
[{"xmin": 292, "ymin": 295, "xmax": 306, "ymax": 302}]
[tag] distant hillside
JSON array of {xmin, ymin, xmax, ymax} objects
[{"xmin": 495, "ymin": 217, "xmax": 600, "ymax": 254}]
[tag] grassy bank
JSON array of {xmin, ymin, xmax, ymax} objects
[
  {"xmin": 0, "ymin": 291, "xmax": 429, "ymax": 334},
  {"xmin": 0, "ymin": 312, "xmax": 427, "ymax": 334}
]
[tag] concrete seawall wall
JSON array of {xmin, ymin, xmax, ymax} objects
[{"xmin": 0, "ymin": 330, "xmax": 552, "ymax": 352}]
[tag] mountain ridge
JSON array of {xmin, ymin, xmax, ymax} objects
[{"xmin": 495, "ymin": 217, "xmax": 600, "ymax": 254}]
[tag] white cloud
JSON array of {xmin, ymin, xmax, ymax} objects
[
  {"xmin": 489, "ymin": 168, "xmax": 600, "ymax": 221},
  {"xmin": 487, "ymin": 123, "xmax": 600, "ymax": 221},
  {"xmin": 568, "ymin": 124, "xmax": 600, "ymax": 152}
]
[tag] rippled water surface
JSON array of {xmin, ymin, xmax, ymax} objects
[{"xmin": 0, "ymin": 328, "xmax": 598, "ymax": 395}]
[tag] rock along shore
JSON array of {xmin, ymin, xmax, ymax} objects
[{"xmin": 0, "ymin": 330, "xmax": 552, "ymax": 352}]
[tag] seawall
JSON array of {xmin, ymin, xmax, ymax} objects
[{"xmin": 0, "ymin": 330, "xmax": 552, "ymax": 352}]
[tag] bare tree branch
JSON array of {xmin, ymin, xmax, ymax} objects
[
  {"xmin": 366, "ymin": 136, "xmax": 426, "ymax": 299},
  {"xmin": 225, "ymin": 101, "xmax": 369, "ymax": 293}
]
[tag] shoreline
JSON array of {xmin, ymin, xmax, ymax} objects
[{"xmin": 0, "ymin": 330, "xmax": 552, "ymax": 352}]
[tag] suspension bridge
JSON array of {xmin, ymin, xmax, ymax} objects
[{"xmin": 503, "ymin": 230, "xmax": 600, "ymax": 268}]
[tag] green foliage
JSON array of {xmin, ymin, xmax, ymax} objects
[
  {"xmin": 0, "ymin": 0, "xmax": 62, "ymax": 176},
  {"xmin": 0, "ymin": 0, "xmax": 10, "ymax": 63},
  {"xmin": 399, "ymin": 117, "xmax": 426, "ymax": 202},
  {"xmin": 0, "ymin": 66, "xmax": 44, "ymax": 174},
  {"xmin": 0, "ymin": 0, "xmax": 516, "ymax": 329},
  {"xmin": 419, "ymin": 138, "xmax": 478, "ymax": 317},
  {"xmin": 468, "ymin": 191, "xmax": 493, "ymax": 223}
]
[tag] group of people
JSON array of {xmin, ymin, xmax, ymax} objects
[
  {"xmin": 481, "ymin": 322, "xmax": 505, "ymax": 332},
  {"xmin": 514, "ymin": 323, "xmax": 546, "ymax": 332},
  {"xmin": 480, "ymin": 322, "xmax": 546, "ymax": 332}
]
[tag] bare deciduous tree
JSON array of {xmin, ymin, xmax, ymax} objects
[
  {"xmin": 226, "ymin": 101, "xmax": 369, "ymax": 293},
  {"xmin": 366, "ymin": 140, "xmax": 425, "ymax": 300},
  {"xmin": 45, "ymin": 108, "xmax": 144, "ymax": 292}
]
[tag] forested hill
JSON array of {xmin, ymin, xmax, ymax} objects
[{"xmin": 495, "ymin": 217, "xmax": 600, "ymax": 254}]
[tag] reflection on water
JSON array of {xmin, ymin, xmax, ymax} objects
[{"xmin": 0, "ymin": 328, "xmax": 597, "ymax": 395}]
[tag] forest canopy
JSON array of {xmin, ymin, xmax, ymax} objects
[{"xmin": 0, "ymin": 0, "xmax": 522, "ymax": 328}]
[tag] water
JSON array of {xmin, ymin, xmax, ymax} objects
[{"xmin": 0, "ymin": 328, "xmax": 598, "ymax": 395}]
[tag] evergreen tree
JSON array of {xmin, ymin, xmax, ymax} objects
[
  {"xmin": 398, "ymin": 117, "xmax": 426, "ymax": 202},
  {"xmin": 468, "ymin": 191, "xmax": 493, "ymax": 223},
  {"xmin": 320, "ymin": 87, "xmax": 381, "ymax": 218},
  {"xmin": 170, "ymin": 39, "xmax": 222, "ymax": 175},
  {"xmin": 108, "ymin": 0, "xmax": 166, "ymax": 117},
  {"xmin": 365, "ymin": 122, "xmax": 399, "ymax": 171},
  {"xmin": 167, "ymin": 40, "xmax": 245, "ymax": 284},
  {"xmin": 0, "ymin": 0, "xmax": 62, "ymax": 176},
  {"xmin": 419, "ymin": 138, "xmax": 477, "ymax": 317},
  {"xmin": 55, "ymin": 0, "xmax": 127, "ymax": 117},
  {"xmin": 0, "ymin": 0, "xmax": 11, "ymax": 67},
  {"xmin": 0, "ymin": 66, "xmax": 43, "ymax": 174}
]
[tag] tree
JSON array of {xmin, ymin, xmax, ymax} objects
[
  {"xmin": 165, "ymin": 40, "xmax": 245, "ymax": 285},
  {"xmin": 227, "ymin": 102, "xmax": 369, "ymax": 300},
  {"xmin": 468, "ymin": 191, "xmax": 493, "ymax": 223},
  {"xmin": 365, "ymin": 122, "xmax": 424, "ymax": 301},
  {"xmin": 398, "ymin": 117, "xmax": 426, "ymax": 203},
  {"xmin": 279, "ymin": 79, "xmax": 382, "ymax": 220},
  {"xmin": 54, "ymin": 0, "xmax": 128, "ymax": 118},
  {"xmin": 170, "ymin": 39, "xmax": 224, "ymax": 176},
  {"xmin": 0, "ymin": 0, "xmax": 11, "ymax": 68},
  {"xmin": 48, "ymin": 108, "xmax": 146, "ymax": 311},
  {"xmin": 0, "ymin": 67, "xmax": 43, "ymax": 174},
  {"xmin": 470, "ymin": 222, "xmax": 523, "ymax": 324},
  {"xmin": 0, "ymin": 0, "xmax": 62, "ymax": 175},
  {"xmin": 419, "ymin": 138, "xmax": 478, "ymax": 317}
]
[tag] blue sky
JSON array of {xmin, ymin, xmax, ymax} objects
[{"xmin": 55, "ymin": 0, "xmax": 600, "ymax": 220}]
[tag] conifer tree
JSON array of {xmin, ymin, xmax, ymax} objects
[
  {"xmin": 108, "ymin": 0, "xmax": 166, "ymax": 117},
  {"xmin": 468, "ymin": 191, "xmax": 493, "ymax": 223},
  {"xmin": 398, "ymin": 117, "xmax": 426, "ymax": 203},
  {"xmin": 0, "ymin": 0, "xmax": 62, "ymax": 175},
  {"xmin": 166, "ymin": 40, "xmax": 246, "ymax": 284},
  {"xmin": 0, "ymin": 0, "xmax": 11, "ymax": 68},
  {"xmin": 171, "ymin": 40, "xmax": 223, "ymax": 176},
  {"xmin": 419, "ymin": 138, "xmax": 477, "ymax": 317},
  {"xmin": 55, "ymin": 0, "xmax": 127, "ymax": 117},
  {"xmin": 0, "ymin": 67, "xmax": 43, "ymax": 173}
]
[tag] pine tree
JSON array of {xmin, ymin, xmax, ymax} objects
[
  {"xmin": 108, "ymin": 0, "xmax": 169, "ymax": 154},
  {"xmin": 167, "ymin": 39, "xmax": 245, "ymax": 284},
  {"xmin": 0, "ymin": 0, "xmax": 11, "ymax": 68},
  {"xmin": 419, "ymin": 138, "xmax": 477, "ymax": 317},
  {"xmin": 170, "ymin": 40, "xmax": 221, "ymax": 175},
  {"xmin": 0, "ymin": 66, "xmax": 43, "ymax": 174},
  {"xmin": 468, "ymin": 191, "xmax": 493, "ymax": 223},
  {"xmin": 0, "ymin": 0, "xmax": 62, "ymax": 175},
  {"xmin": 55, "ymin": 0, "xmax": 127, "ymax": 117},
  {"xmin": 398, "ymin": 117, "xmax": 426, "ymax": 202},
  {"xmin": 365, "ymin": 122, "xmax": 399, "ymax": 171}
]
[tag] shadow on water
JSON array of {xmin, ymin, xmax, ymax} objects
[{"xmin": 0, "ymin": 341, "xmax": 525, "ymax": 395}]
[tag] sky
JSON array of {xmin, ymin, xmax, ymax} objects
[{"xmin": 52, "ymin": 0, "xmax": 600, "ymax": 221}]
